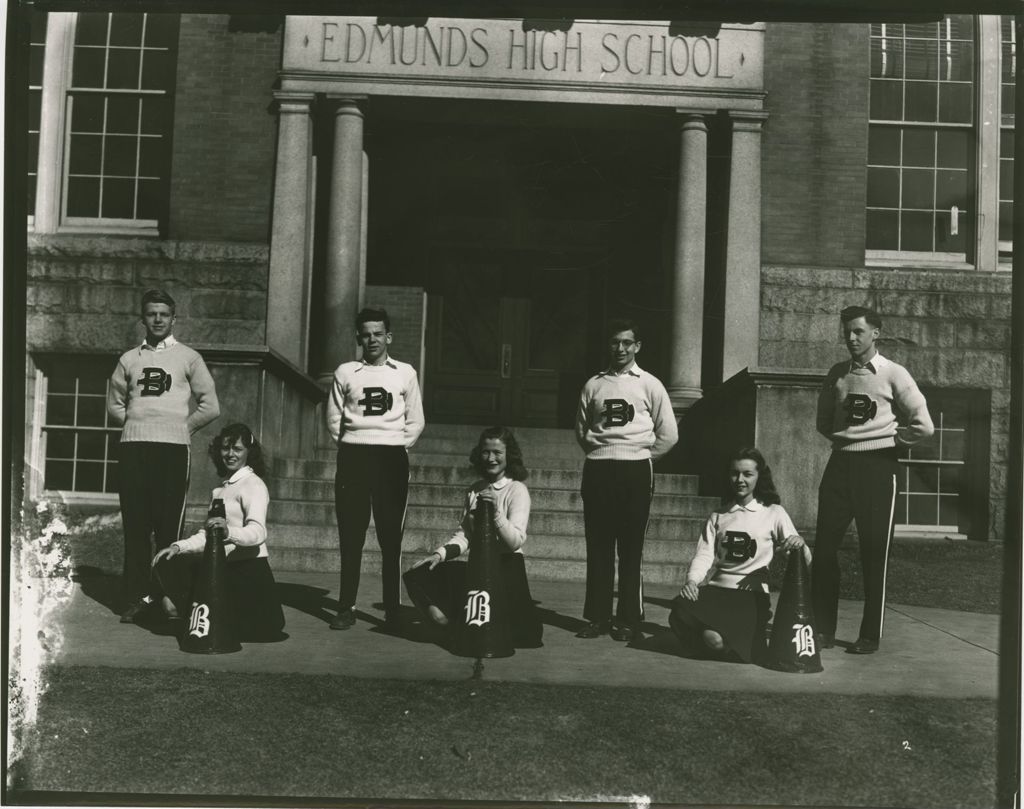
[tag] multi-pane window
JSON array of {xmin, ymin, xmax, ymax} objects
[
  {"xmin": 897, "ymin": 405, "xmax": 966, "ymax": 533},
  {"xmin": 62, "ymin": 12, "xmax": 176, "ymax": 225},
  {"xmin": 42, "ymin": 367, "xmax": 120, "ymax": 494},
  {"xmin": 999, "ymin": 16, "xmax": 1015, "ymax": 257},
  {"xmin": 867, "ymin": 17, "xmax": 975, "ymax": 257},
  {"xmin": 28, "ymin": 11, "xmax": 47, "ymax": 217}
]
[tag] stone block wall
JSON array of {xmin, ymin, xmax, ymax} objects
[
  {"xmin": 26, "ymin": 234, "xmax": 269, "ymax": 353},
  {"xmin": 759, "ymin": 264, "xmax": 1013, "ymax": 539}
]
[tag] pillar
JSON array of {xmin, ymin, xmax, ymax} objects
[
  {"xmin": 667, "ymin": 113, "xmax": 710, "ymax": 411},
  {"xmin": 33, "ymin": 13, "xmax": 74, "ymax": 231},
  {"xmin": 722, "ymin": 111, "xmax": 767, "ymax": 380},
  {"xmin": 321, "ymin": 98, "xmax": 366, "ymax": 379},
  {"xmin": 266, "ymin": 91, "xmax": 315, "ymax": 369}
]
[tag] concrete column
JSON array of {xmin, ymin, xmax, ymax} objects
[
  {"xmin": 975, "ymin": 16, "xmax": 1001, "ymax": 272},
  {"xmin": 667, "ymin": 113, "xmax": 709, "ymax": 411},
  {"xmin": 266, "ymin": 91, "xmax": 315, "ymax": 370},
  {"xmin": 321, "ymin": 98, "xmax": 366, "ymax": 378},
  {"xmin": 722, "ymin": 111, "xmax": 767, "ymax": 381}
]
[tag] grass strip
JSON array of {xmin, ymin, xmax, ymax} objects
[{"xmin": 9, "ymin": 665, "xmax": 1000, "ymax": 808}]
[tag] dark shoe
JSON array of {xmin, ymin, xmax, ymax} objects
[
  {"xmin": 119, "ymin": 598, "xmax": 153, "ymax": 624},
  {"xmin": 846, "ymin": 637, "xmax": 879, "ymax": 655},
  {"xmin": 610, "ymin": 623, "xmax": 641, "ymax": 643},
  {"xmin": 816, "ymin": 632, "xmax": 835, "ymax": 650},
  {"xmin": 330, "ymin": 608, "xmax": 356, "ymax": 630},
  {"xmin": 575, "ymin": 620, "xmax": 610, "ymax": 639}
]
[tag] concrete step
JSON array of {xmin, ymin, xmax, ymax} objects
[
  {"xmin": 232, "ymin": 502, "xmax": 704, "ymax": 536},
  {"xmin": 263, "ymin": 524, "xmax": 699, "ymax": 561},
  {"xmin": 268, "ymin": 479, "xmax": 716, "ymax": 516},
  {"xmin": 267, "ymin": 546, "xmax": 690, "ymax": 586},
  {"xmin": 271, "ymin": 459, "xmax": 700, "ymax": 494}
]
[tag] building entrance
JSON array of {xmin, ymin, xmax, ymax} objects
[{"xmin": 424, "ymin": 249, "xmax": 598, "ymax": 427}]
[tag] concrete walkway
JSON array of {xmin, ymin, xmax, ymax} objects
[{"xmin": 47, "ymin": 571, "xmax": 999, "ymax": 699}]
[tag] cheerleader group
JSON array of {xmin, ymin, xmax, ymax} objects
[{"xmin": 113, "ymin": 293, "xmax": 932, "ymax": 662}]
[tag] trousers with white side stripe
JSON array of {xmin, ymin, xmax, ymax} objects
[
  {"xmin": 581, "ymin": 458, "xmax": 654, "ymax": 626},
  {"xmin": 811, "ymin": 448, "xmax": 900, "ymax": 642}
]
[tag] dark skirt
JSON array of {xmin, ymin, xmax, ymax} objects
[
  {"xmin": 404, "ymin": 554, "xmax": 543, "ymax": 648},
  {"xmin": 158, "ymin": 554, "xmax": 286, "ymax": 643},
  {"xmin": 670, "ymin": 586, "xmax": 770, "ymax": 663}
]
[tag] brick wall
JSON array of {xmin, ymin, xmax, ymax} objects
[
  {"xmin": 364, "ymin": 285, "xmax": 426, "ymax": 375},
  {"xmin": 763, "ymin": 23, "xmax": 869, "ymax": 267},
  {"xmin": 168, "ymin": 15, "xmax": 281, "ymax": 243},
  {"xmin": 760, "ymin": 264, "xmax": 1012, "ymax": 539},
  {"xmin": 26, "ymin": 235, "xmax": 269, "ymax": 352}
]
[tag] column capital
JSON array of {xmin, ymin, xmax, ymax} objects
[
  {"xmin": 272, "ymin": 90, "xmax": 315, "ymax": 114},
  {"xmin": 674, "ymin": 109, "xmax": 716, "ymax": 127},
  {"xmin": 728, "ymin": 110, "xmax": 769, "ymax": 132},
  {"xmin": 325, "ymin": 96, "xmax": 367, "ymax": 119}
]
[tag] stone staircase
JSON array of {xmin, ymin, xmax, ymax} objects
[{"xmin": 191, "ymin": 424, "xmax": 717, "ymax": 585}]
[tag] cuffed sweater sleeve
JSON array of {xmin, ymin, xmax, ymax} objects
[
  {"xmin": 892, "ymin": 367, "xmax": 935, "ymax": 447},
  {"xmin": 685, "ymin": 514, "xmax": 717, "ymax": 586},
  {"xmin": 649, "ymin": 380, "xmax": 679, "ymax": 460},
  {"xmin": 106, "ymin": 359, "xmax": 129, "ymax": 427},
  {"xmin": 174, "ymin": 530, "xmax": 206, "ymax": 555},
  {"xmin": 227, "ymin": 476, "xmax": 269, "ymax": 546},
  {"xmin": 403, "ymin": 371, "xmax": 425, "ymax": 448},
  {"xmin": 185, "ymin": 355, "xmax": 220, "ymax": 434},
  {"xmin": 326, "ymin": 369, "xmax": 346, "ymax": 444},
  {"xmin": 494, "ymin": 482, "xmax": 530, "ymax": 552}
]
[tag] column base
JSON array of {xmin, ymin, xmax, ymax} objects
[{"xmin": 669, "ymin": 387, "xmax": 703, "ymax": 415}]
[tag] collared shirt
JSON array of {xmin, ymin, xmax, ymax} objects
[
  {"xmin": 222, "ymin": 465, "xmax": 255, "ymax": 487},
  {"xmin": 354, "ymin": 356, "xmax": 398, "ymax": 371},
  {"xmin": 597, "ymin": 362, "xmax": 642, "ymax": 378},
  {"xmin": 850, "ymin": 352, "xmax": 888, "ymax": 374},
  {"xmin": 139, "ymin": 334, "xmax": 178, "ymax": 353}
]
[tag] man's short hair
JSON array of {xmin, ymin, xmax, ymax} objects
[
  {"xmin": 140, "ymin": 288, "xmax": 176, "ymax": 315},
  {"xmin": 355, "ymin": 307, "xmax": 391, "ymax": 333},
  {"xmin": 840, "ymin": 305, "xmax": 881, "ymax": 330},
  {"xmin": 606, "ymin": 317, "xmax": 641, "ymax": 342}
]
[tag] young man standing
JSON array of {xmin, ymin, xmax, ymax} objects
[
  {"xmin": 326, "ymin": 307, "xmax": 425, "ymax": 630},
  {"xmin": 574, "ymin": 318, "xmax": 678, "ymax": 642},
  {"xmin": 107, "ymin": 288, "xmax": 220, "ymax": 623},
  {"xmin": 812, "ymin": 305, "xmax": 934, "ymax": 654}
]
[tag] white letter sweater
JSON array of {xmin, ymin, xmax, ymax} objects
[
  {"xmin": 107, "ymin": 338, "xmax": 220, "ymax": 445},
  {"xmin": 326, "ymin": 357, "xmax": 425, "ymax": 447},
  {"xmin": 816, "ymin": 353, "xmax": 934, "ymax": 452},
  {"xmin": 575, "ymin": 364, "xmax": 678, "ymax": 461}
]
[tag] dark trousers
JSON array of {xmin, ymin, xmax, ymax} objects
[
  {"xmin": 118, "ymin": 442, "xmax": 190, "ymax": 604},
  {"xmin": 811, "ymin": 449, "xmax": 900, "ymax": 642},
  {"xmin": 335, "ymin": 443, "xmax": 410, "ymax": 611},
  {"xmin": 581, "ymin": 458, "xmax": 653, "ymax": 625}
]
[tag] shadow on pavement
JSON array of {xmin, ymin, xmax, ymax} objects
[{"xmin": 275, "ymin": 580, "xmax": 337, "ymax": 624}]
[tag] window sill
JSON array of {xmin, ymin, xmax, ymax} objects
[
  {"xmin": 865, "ymin": 258, "xmax": 974, "ymax": 271},
  {"xmin": 56, "ymin": 224, "xmax": 160, "ymax": 238},
  {"xmin": 42, "ymin": 490, "xmax": 120, "ymax": 509},
  {"xmin": 895, "ymin": 528, "xmax": 967, "ymax": 541}
]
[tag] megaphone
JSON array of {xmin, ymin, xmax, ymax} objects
[
  {"xmin": 452, "ymin": 498, "xmax": 514, "ymax": 660},
  {"xmin": 180, "ymin": 499, "xmax": 241, "ymax": 654},
  {"xmin": 765, "ymin": 549, "xmax": 823, "ymax": 673}
]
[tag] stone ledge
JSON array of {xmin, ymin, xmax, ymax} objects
[{"xmin": 27, "ymin": 233, "xmax": 269, "ymax": 264}]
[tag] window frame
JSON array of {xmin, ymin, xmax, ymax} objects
[
  {"xmin": 30, "ymin": 11, "xmax": 178, "ymax": 237},
  {"xmin": 865, "ymin": 15, "xmax": 1009, "ymax": 271},
  {"xmin": 30, "ymin": 352, "xmax": 122, "ymax": 506},
  {"xmin": 893, "ymin": 386, "xmax": 991, "ymax": 542}
]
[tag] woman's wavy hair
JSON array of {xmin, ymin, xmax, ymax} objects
[
  {"xmin": 209, "ymin": 423, "xmax": 266, "ymax": 478},
  {"xmin": 723, "ymin": 447, "xmax": 781, "ymax": 506},
  {"xmin": 469, "ymin": 426, "xmax": 528, "ymax": 481}
]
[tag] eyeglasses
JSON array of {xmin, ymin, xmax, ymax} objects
[{"xmin": 609, "ymin": 340, "xmax": 637, "ymax": 349}]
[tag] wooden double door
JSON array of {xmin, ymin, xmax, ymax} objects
[{"xmin": 425, "ymin": 251, "xmax": 600, "ymax": 427}]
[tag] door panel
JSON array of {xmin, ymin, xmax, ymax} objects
[{"xmin": 425, "ymin": 253, "xmax": 593, "ymax": 426}]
